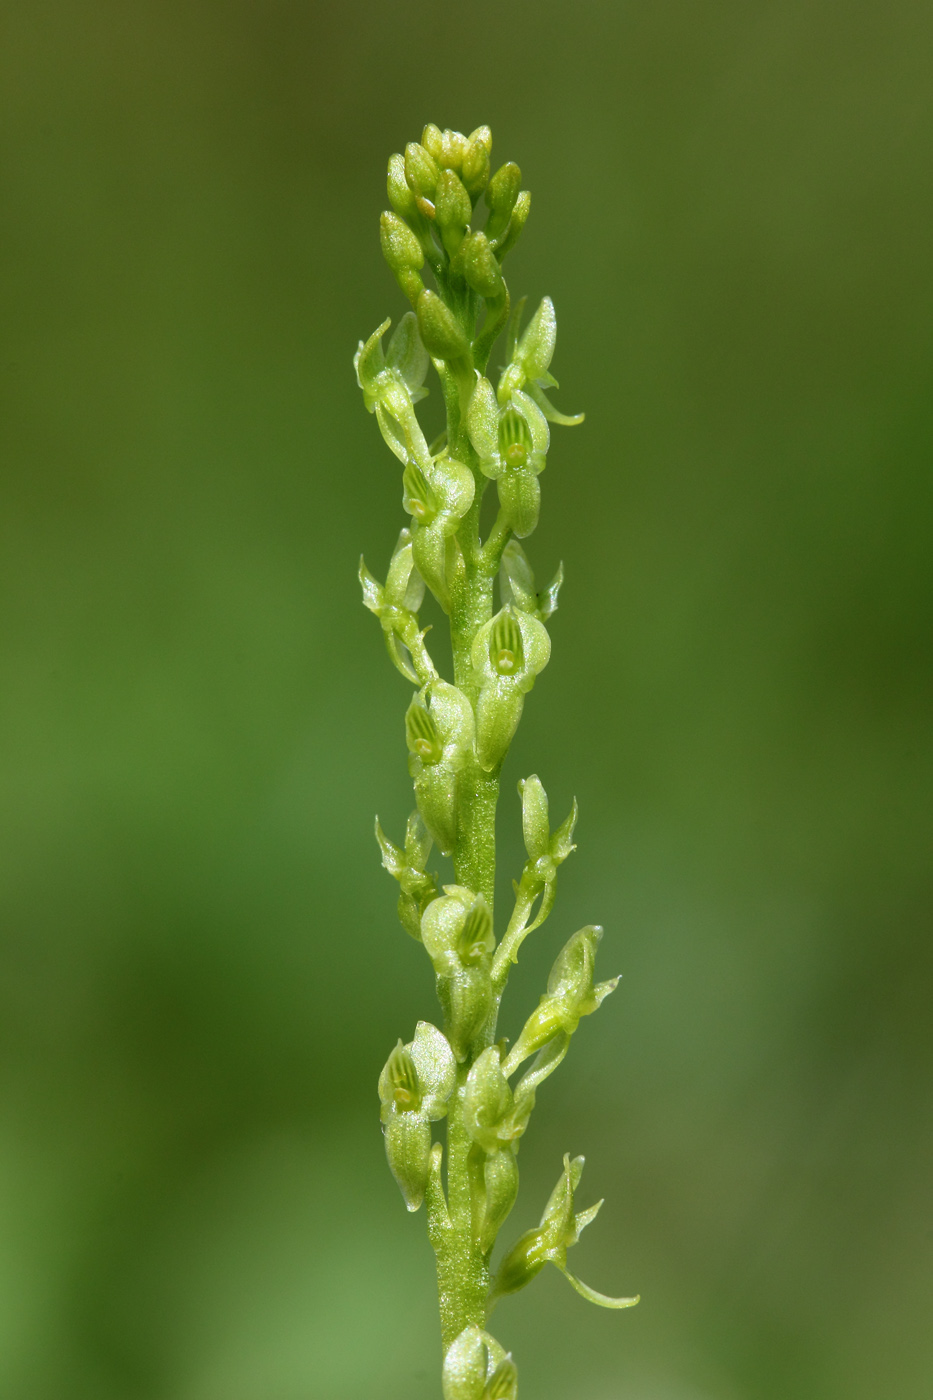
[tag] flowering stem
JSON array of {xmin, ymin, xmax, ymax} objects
[{"xmin": 359, "ymin": 123, "xmax": 638, "ymax": 1400}]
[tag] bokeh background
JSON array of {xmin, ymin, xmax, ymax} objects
[{"xmin": 2, "ymin": 2, "xmax": 931, "ymax": 1397}]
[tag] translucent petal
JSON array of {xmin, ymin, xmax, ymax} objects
[
  {"xmin": 557, "ymin": 1266, "xmax": 640, "ymax": 1309},
  {"xmin": 515, "ymin": 295, "xmax": 556, "ymax": 381},
  {"xmin": 466, "ymin": 375, "xmax": 501, "ymax": 469},
  {"xmin": 410, "ymin": 1020, "xmax": 457, "ymax": 1116},
  {"xmin": 525, "ymin": 381, "xmax": 584, "ymax": 427},
  {"xmin": 387, "ymin": 310, "xmax": 430, "ymax": 393}
]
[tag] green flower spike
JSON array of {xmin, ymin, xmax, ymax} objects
[
  {"xmin": 498, "ymin": 296, "xmax": 585, "ymax": 427},
  {"xmin": 405, "ymin": 681, "xmax": 475, "ymax": 857},
  {"xmin": 379, "ymin": 1021, "xmax": 456, "ymax": 1212},
  {"xmin": 403, "ymin": 453, "xmax": 475, "ymax": 611},
  {"xmin": 467, "ymin": 377, "xmax": 549, "ymax": 538},
  {"xmin": 358, "ymin": 123, "xmax": 638, "ymax": 1391},
  {"xmin": 470, "ymin": 607, "xmax": 551, "ymax": 771},
  {"xmin": 491, "ymin": 1154, "xmax": 639, "ymax": 1311}
]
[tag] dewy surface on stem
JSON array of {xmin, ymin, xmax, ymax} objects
[{"xmin": 359, "ymin": 123, "xmax": 639, "ymax": 1393}]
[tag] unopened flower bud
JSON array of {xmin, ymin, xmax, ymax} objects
[
  {"xmin": 435, "ymin": 170, "xmax": 472, "ymax": 256},
  {"xmin": 380, "ymin": 211, "xmax": 425, "ymax": 273},
  {"xmin": 387, "ymin": 153, "xmax": 421, "ymax": 224},
  {"xmin": 459, "ymin": 230, "xmax": 504, "ymax": 299},
  {"xmin": 462, "ymin": 132, "xmax": 491, "ymax": 198},
  {"xmin": 406, "ymin": 699, "xmax": 444, "ymax": 765},
  {"xmin": 493, "ymin": 189, "xmax": 531, "ymax": 261},
  {"xmin": 417, "ymin": 290, "xmax": 472, "ymax": 363},
  {"xmin": 489, "ymin": 609, "xmax": 524, "ymax": 676},
  {"xmin": 405, "ymin": 141, "xmax": 440, "ymax": 201},
  {"xmin": 468, "ymin": 124, "xmax": 493, "ymax": 155},
  {"xmin": 485, "ymin": 162, "xmax": 521, "ymax": 242},
  {"xmin": 518, "ymin": 775, "xmax": 550, "ymax": 861},
  {"xmin": 421, "ymin": 123, "xmax": 446, "ymax": 164}
]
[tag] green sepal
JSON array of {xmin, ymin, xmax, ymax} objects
[
  {"xmin": 496, "ymin": 468, "xmax": 540, "ymax": 539},
  {"xmin": 384, "ymin": 1110, "xmax": 432, "ymax": 1212},
  {"xmin": 476, "ymin": 1147, "xmax": 519, "ymax": 1254}
]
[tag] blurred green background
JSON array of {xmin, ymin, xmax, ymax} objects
[{"xmin": 1, "ymin": 2, "xmax": 931, "ymax": 1397}]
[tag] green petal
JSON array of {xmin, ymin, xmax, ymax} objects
[{"xmin": 557, "ymin": 1265, "xmax": 640, "ymax": 1309}]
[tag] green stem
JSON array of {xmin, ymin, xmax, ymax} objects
[
  {"xmin": 429, "ymin": 376, "xmax": 506, "ymax": 1353},
  {"xmin": 433, "ymin": 1069, "xmax": 490, "ymax": 1350}
]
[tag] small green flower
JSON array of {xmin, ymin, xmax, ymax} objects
[
  {"xmin": 378, "ymin": 1021, "xmax": 456, "ymax": 1212},
  {"xmin": 502, "ymin": 926, "xmax": 618, "ymax": 1075},
  {"xmin": 354, "ymin": 314, "xmax": 431, "ymax": 467},
  {"xmin": 499, "ymin": 540, "xmax": 563, "ymax": 622},
  {"xmin": 491, "ymin": 1154, "xmax": 638, "ymax": 1310},
  {"xmin": 467, "ymin": 378, "xmax": 549, "ymax": 538},
  {"xmin": 421, "ymin": 886, "xmax": 495, "ymax": 1061},
  {"xmin": 498, "ymin": 296, "xmax": 584, "ymax": 426},
  {"xmin": 359, "ymin": 528, "xmax": 435, "ymax": 686},
  {"xmin": 403, "ymin": 453, "xmax": 475, "ymax": 611},
  {"xmin": 375, "ymin": 810, "xmax": 437, "ymax": 941},
  {"xmin": 405, "ymin": 681, "xmax": 475, "ymax": 855},
  {"xmin": 470, "ymin": 607, "xmax": 551, "ymax": 770}
]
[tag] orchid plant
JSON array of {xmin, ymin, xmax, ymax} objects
[{"xmin": 356, "ymin": 123, "xmax": 638, "ymax": 1399}]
